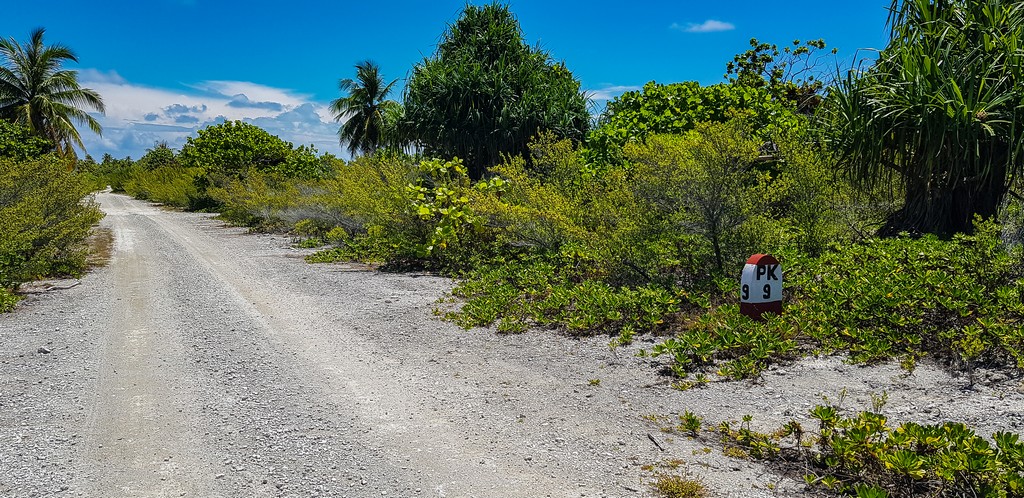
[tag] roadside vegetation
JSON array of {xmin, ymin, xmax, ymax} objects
[
  {"xmin": 0, "ymin": 121, "xmax": 102, "ymax": 311},
  {"xmin": 17, "ymin": 0, "xmax": 1024, "ymax": 495},
  {"xmin": 0, "ymin": 29, "xmax": 105, "ymax": 311},
  {"xmin": 85, "ymin": 1, "xmax": 1024, "ymax": 381},
  {"xmin": 651, "ymin": 402, "xmax": 1024, "ymax": 498}
]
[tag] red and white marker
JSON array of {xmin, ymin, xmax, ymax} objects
[{"xmin": 740, "ymin": 254, "xmax": 782, "ymax": 320}]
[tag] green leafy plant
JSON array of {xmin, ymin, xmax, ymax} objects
[
  {"xmin": 1, "ymin": 154, "xmax": 102, "ymax": 308},
  {"xmin": 403, "ymin": 2, "xmax": 589, "ymax": 178},
  {"xmin": 651, "ymin": 218, "xmax": 1024, "ymax": 380},
  {"xmin": 679, "ymin": 411, "xmax": 703, "ymax": 436},
  {"xmin": 0, "ymin": 120, "xmax": 53, "ymax": 161},
  {"xmin": 651, "ymin": 474, "xmax": 708, "ymax": 498},
  {"xmin": 825, "ymin": 0, "xmax": 1024, "ymax": 235},
  {"xmin": 586, "ymin": 80, "xmax": 800, "ymax": 166},
  {"xmin": 407, "ymin": 157, "xmax": 503, "ymax": 258},
  {"xmin": 707, "ymin": 404, "xmax": 1024, "ymax": 497}
]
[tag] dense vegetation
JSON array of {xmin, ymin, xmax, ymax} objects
[
  {"xmin": 22, "ymin": 1, "xmax": 1024, "ymax": 494},
  {"xmin": 0, "ymin": 28, "xmax": 104, "ymax": 156},
  {"xmin": 0, "ymin": 122, "xmax": 101, "ymax": 311},
  {"xmin": 656, "ymin": 404, "xmax": 1024, "ymax": 498},
  {"xmin": 0, "ymin": 28, "xmax": 105, "ymax": 311},
  {"xmin": 86, "ymin": 1, "xmax": 1024, "ymax": 381},
  {"xmin": 402, "ymin": 3, "xmax": 590, "ymax": 178},
  {"xmin": 828, "ymin": 0, "xmax": 1024, "ymax": 235}
]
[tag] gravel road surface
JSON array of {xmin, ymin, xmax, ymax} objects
[{"xmin": 2, "ymin": 192, "xmax": 1022, "ymax": 497}]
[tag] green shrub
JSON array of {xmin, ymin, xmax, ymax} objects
[
  {"xmin": 206, "ymin": 171, "xmax": 304, "ymax": 227},
  {"xmin": 446, "ymin": 254, "xmax": 703, "ymax": 336},
  {"xmin": 179, "ymin": 121, "xmax": 330, "ymax": 180},
  {"xmin": 717, "ymin": 408, "xmax": 1024, "ymax": 498},
  {"xmin": 0, "ymin": 155, "xmax": 102, "ymax": 299},
  {"xmin": 652, "ymin": 218, "xmax": 1024, "ymax": 379},
  {"xmin": 302, "ymin": 153, "xmax": 419, "ymax": 261},
  {"xmin": 0, "ymin": 120, "xmax": 53, "ymax": 161},
  {"xmin": 623, "ymin": 121, "xmax": 762, "ymax": 273},
  {"xmin": 78, "ymin": 153, "xmax": 136, "ymax": 192},
  {"xmin": 123, "ymin": 164, "xmax": 203, "ymax": 208},
  {"xmin": 0, "ymin": 288, "xmax": 18, "ymax": 312},
  {"xmin": 307, "ymin": 155, "xmax": 506, "ymax": 268},
  {"xmin": 586, "ymin": 81, "xmax": 800, "ymax": 165}
]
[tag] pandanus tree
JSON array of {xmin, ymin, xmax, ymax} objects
[
  {"xmin": 0, "ymin": 28, "xmax": 104, "ymax": 156},
  {"xmin": 403, "ymin": 3, "xmax": 590, "ymax": 179},
  {"xmin": 330, "ymin": 60, "xmax": 401, "ymax": 157},
  {"xmin": 826, "ymin": 0, "xmax": 1024, "ymax": 236}
]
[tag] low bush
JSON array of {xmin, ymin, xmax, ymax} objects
[
  {"xmin": 0, "ymin": 120, "xmax": 53, "ymax": 161},
  {"xmin": 123, "ymin": 164, "xmax": 204, "ymax": 208},
  {"xmin": 711, "ymin": 407, "xmax": 1024, "ymax": 498},
  {"xmin": 1, "ymin": 154, "xmax": 103, "ymax": 307},
  {"xmin": 307, "ymin": 155, "xmax": 506, "ymax": 269},
  {"xmin": 651, "ymin": 218, "xmax": 1024, "ymax": 380},
  {"xmin": 445, "ymin": 253, "xmax": 704, "ymax": 335}
]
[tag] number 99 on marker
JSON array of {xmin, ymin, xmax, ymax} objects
[{"xmin": 740, "ymin": 254, "xmax": 782, "ymax": 320}]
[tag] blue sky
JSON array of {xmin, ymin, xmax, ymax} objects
[{"xmin": 1, "ymin": 1, "xmax": 892, "ymax": 160}]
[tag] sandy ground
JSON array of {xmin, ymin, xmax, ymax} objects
[{"xmin": 1, "ymin": 192, "xmax": 1022, "ymax": 497}]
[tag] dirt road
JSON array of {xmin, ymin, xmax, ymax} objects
[{"xmin": 2, "ymin": 193, "xmax": 1021, "ymax": 497}]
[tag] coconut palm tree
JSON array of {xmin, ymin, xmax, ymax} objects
[
  {"xmin": 330, "ymin": 60, "xmax": 400, "ymax": 157},
  {"xmin": 0, "ymin": 28, "xmax": 105, "ymax": 156}
]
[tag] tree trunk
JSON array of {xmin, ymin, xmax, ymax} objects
[{"xmin": 880, "ymin": 148, "xmax": 1009, "ymax": 237}]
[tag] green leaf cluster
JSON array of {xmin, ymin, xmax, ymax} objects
[
  {"xmin": 652, "ymin": 218, "xmax": 1024, "ymax": 380},
  {"xmin": 407, "ymin": 157, "xmax": 503, "ymax": 258},
  {"xmin": 715, "ymin": 408, "xmax": 1024, "ymax": 497},
  {"xmin": 448, "ymin": 255, "xmax": 696, "ymax": 336},
  {"xmin": 403, "ymin": 3, "xmax": 590, "ymax": 178},
  {"xmin": 0, "ymin": 120, "xmax": 53, "ymax": 161},
  {"xmin": 586, "ymin": 81, "xmax": 800, "ymax": 165},
  {"xmin": 826, "ymin": 0, "xmax": 1024, "ymax": 235},
  {"xmin": 179, "ymin": 121, "xmax": 329, "ymax": 180},
  {"xmin": 1, "ymin": 154, "xmax": 102, "ymax": 310},
  {"xmin": 725, "ymin": 37, "xmax": 833, "ymax": 114}
]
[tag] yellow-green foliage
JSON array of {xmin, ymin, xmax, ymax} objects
[
  {"xmin": 478, "ymin": 131, "xmax": 703, "ymax": 285},
  {"xmin": 123, "ymin": 165, "xmax": 203, "ymax": 208},
  {"xmin": 483, "ymin": 134, "xmax": 605, "ymax": 253},
  {"xmin": 623, "ymin": 121, "xmax": 765, "ymax": 272},
  {"xmin": 319, "ymin": 153, "xmax": 414, "ymax": 231},
  {"xmin": 305, "ymin": 154, "xmax": 419, "ymax": 260},
  {"xmin": 207, "ymin": 171, "xmax": 306, "ymax": 228},
  {"xmin": 0, "ymin": 155, "xmax": 102, "ymax": 310},
  {"xmin": 407, "ymin": 157, "xmax": 504, "ymax": 258},
  {"xmin": 204, "ymin": 153, "xmax": 423, "ymax": 260},
  {"xmin": 652, "ymin": 474, "xmax": 708, "ymax": 498}
]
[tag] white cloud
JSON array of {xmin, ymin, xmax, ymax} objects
[
  {"xmin": 670, "ymin": 20, "xmax": 736, "ymax": 33},
  {"xmin": 587, "ymin": 85, "xmax": 642, "ymax": 101},
  {"xmin": 190, "ymin": 80, "xmax": 310, "ymax": 107},
  {"xmin": 76, "ymin": 71, "xmax": 343, "ymax": 160},
  {"xmin": 78, "ymin": 68, "xmax": 127, "ymax": 85}
]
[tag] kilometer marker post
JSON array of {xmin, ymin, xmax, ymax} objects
[{"xmin": 740, "ymin": 254, "xmax": 782, "ymax": 320}]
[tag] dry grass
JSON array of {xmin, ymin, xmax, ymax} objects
[
  {"xmin": 652, "ymin": 474, "xmax": 708, "ymax": 498},
  {"xmin": 85, "ymin": 227, "xmax": 114, "ymax": 268}
]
